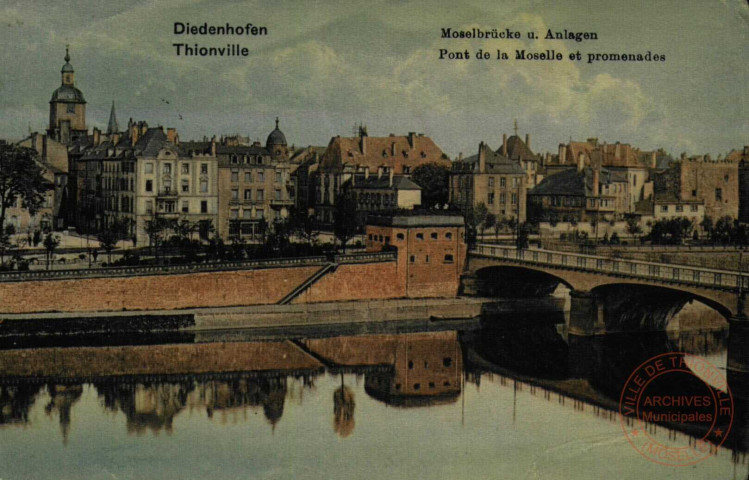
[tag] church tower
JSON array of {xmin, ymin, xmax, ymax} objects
[{"xmin": 48, "ymin": 47, "xmax": 87, "ymax": 144}]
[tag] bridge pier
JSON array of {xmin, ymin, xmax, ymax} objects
[
  {"xmin": 567, "ymin": 290, "xmax": 605, "ymax": 336},
  {"xmin": 728, "ymin": 317, "xmax": 749, "ymax": 375}
]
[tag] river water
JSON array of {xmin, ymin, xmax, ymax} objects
[{"xmin": 0, "ymin": 307, "xmax": 747, "ymax": 480}]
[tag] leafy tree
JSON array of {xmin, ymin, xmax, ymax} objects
[
  {"xmin": 0, "ymin": 224, "xmax": 13, "ymax": 264},
  {"xmin": 646, "ymin": 218, "xmax": 694, "ymax": 245},
  {"xmin": 97, "ymin": 218, "xmax": 129, "ymax": 264},
  {"xmin": 333, "ymin": 184, "xmax": 358, "ymax": 253},
  {"xmin": 0, "ymin": 142, "xmax": 49, "ymax": 229},
  {"xmin": 42, "ymin": 233, "xmax": 60, "ymax": 270},
  {"xmin": 289, "ymin": 207, "xmax": 319, "ymax": 250},
  {"xmin": 700, "ymin": 216, "xmax": 714, "ymax": 242},
  {"xmin": 516, "ymin": 222, "xmax": 530, "ymax": 249},
  {"xmin": 493, "ymin": 217, "xmax": 503, "ymax": 241},
  {"xmin": 625, "ymin": 215, "xmax": 642, "ymax": 242},
  {"xmin": 411, "ymin": 163, "xmax": 451, "ymax": 208},
  {"xmin": 145, "ymin": 215, "xmax": 170, "ymax": 262},
  {"xmin": 483, "ymin": 213, "xmax": 496, "ymax": 241}
]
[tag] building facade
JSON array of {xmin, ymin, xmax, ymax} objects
[{"xmin": 450, "ymin": 141, "xmax": 527, "ymax": 222}]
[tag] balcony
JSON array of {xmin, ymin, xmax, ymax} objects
[
  {"xmin": 270, "ymin": 198, "xmax": 294, "ymax": 206},
  {"xmin": 157, "ymin": 188, "xmax": 178, "ymax": 199}
]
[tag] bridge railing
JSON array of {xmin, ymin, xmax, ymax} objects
[{"xmin": 471, "ymin": 244, "xmax": 749, "ymax": 292}]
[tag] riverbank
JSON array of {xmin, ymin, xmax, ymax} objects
[{"xmin": 0, "ymin": 296, "xmax": 564, "ymax": 337}]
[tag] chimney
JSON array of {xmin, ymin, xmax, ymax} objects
[
  {"xmin": 478, "ymin": 142, "xmax": 486, "ymax": 173},
  {"xmin": 593, "ymin": 165, "xmax": 600, "ymax": 197},
  {"xmin": 559, "ymin": 144, "xmax": 566, "ymax": 164},
  {"xmin": 503, "ymin": 134, "xmax": 508, "ymax": 154},
  {"xmin": 167, "ymin": 128, "xmax": 178, "ymax": 144},
  {"xmin": 525, "ymin": 133, "xmax": 530, "ymax": 150},
  {"xmin": 364, "ymin": 166, "xmax": 370, "ymax": 179},
  {"xmin": 129, "ymin": 122, "xmax": 139, "ymax": 146},
  {"xmin": 615, "ymin": 142, "xmax": 621, "ymax": 160},
  {"xmin": 408, "ymin": 132, "xmax": 415, "ymax": 149},
  {"xmin": 210, "ymin": 136, "xmax": 217, "ymax": 156},
  {"xmin": 389, "ymin": 168, "xmax": 394, "ymax": 187},
  {"xmin": 360, "ymin": 135, "xmax": 366, "ymax": 155},
  {"xmin": 93, "ymin": 128, "xmax": 100, "ymax": 146},
  {"xmin": 378, "ymin": 167, "xmax": 383, "ymax": 180},
  {"xmin": 577, "ymin": 153, "xmax": 585, "ymax": 172},
  {"xmin": 391, "ymin": 142, "xmax": 396, "ymax": 157},
  {"xmin": 651, "ymin": 152, "xmax": 656, "ymax": 169}
]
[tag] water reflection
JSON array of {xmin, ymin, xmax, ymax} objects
[{"xmin": 0, "ymin": 316, "xmax": 747, "ymax": 477}]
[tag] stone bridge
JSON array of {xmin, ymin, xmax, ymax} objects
[{"xmin": 467, "ymin": 244, "xmax": 749, "ymax": 374}]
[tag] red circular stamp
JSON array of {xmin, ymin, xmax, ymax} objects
[{"xmin": 619, "ymin": 352, "xmax": 734, "ymax": 466}]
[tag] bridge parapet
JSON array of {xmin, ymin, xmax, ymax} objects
[{"xmin": 470, "ymin": 244, "xmax": 749, "ymax": 294}]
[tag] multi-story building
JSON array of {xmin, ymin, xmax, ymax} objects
[
  {"xmin": 314, "ymin": 128, "xmax": 450, "ymax": 225},
  {"xmin": 528, "ymin": 163, "xmax": 628, "ymax": 223},
  {"xmin": 75, "ymin": 120, "xmax": 219, "ymax": 244},
  {"xmin": 495, "ymin": 128, "xmax": 541, "ymax": 187},
  {"xmin": 350, "ymin": 170, "xmax": 422, "ymax": 221},
  {"xmin": 450, "ymin": 141, "xmax": 527, "ymax": 222},
  {"xmin": 653, "ymin": 154, "xmax": 739, "ymax": 221},
  {"xmin": 205, "ymin": 119, "xmax": 295, "ymax": 241}
]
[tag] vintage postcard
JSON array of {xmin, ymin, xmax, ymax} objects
[{"xmin": 0, "ymin": 1, "xmax": 747, "ymax": 479}]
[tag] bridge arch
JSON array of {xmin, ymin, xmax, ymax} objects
[{"xmin": 471, "ymin": 265, "xmax": 575, "ymax": 298}]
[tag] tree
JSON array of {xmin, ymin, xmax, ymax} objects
[
  {"xmin": 333, "ymin": 185, "xmax": 358, "ymax": 253},
  {"xmin": 411, "ymin": 163, "xmax": 451, "ymax": 208},
  {"xmin": 145, "ymin": 216, "xmax": 169, "ymax": 262},
  {"xmin": 290, "ymin": 207, "xmax": 319, "ymax": 251},
  {"xmin": 482, "ymin": 213, "xmax": 496, "ymax": 241},
  {"xmin": 0, "ymin": 142, "xmax": 49, "ymax": 230},
  {"xmin": 0, "ymin": 224, "xmax": 13, "ymax": 265},
  {"xmin": 43, "ymin": 233, "xmax": 60, "ymax": 270},
  {"xmin": 700, "ymin": 216, "xmax": 714, "ymax": 243},
  {"xmin": 625, "ymin": 215, "xmax": 642, "ymax": 243},
  {"xmin": 97, "ymin": 218, "xmax": 130, "ymax": 264},
  {"xmin": 516, "ymin": 222, "xmax": 530, "ymax": 249},
  {"xmin": 493, "ymin": 217, "xmax": 503, "ymax": 241}
]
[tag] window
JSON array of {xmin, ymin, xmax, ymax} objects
[
  {"xmin": 256, "ymin": 209, "xmax": 264, "ymax": 219},
  {"xmin": 243, "ymin": 209, "xmax": 252, "ymax": 219},
  {"xmin": 416, "ymin": 233, "xmax": 424, "ymax": 240},
  {"xmin": 692, "ymin": 189, "xmax": 697, "ymax": 197},
  {"xmin": 181, "ymin": 179, "xmax": 189, "ymax": 193},
  {"xmin": 230, "ymin": 209, "xmax": 239, "ymax": 219},
  {"xmin": 257, "ymin": 171, "xmax": 264, "ymax": 182},
  {"xmin": 425, "ymin": 255, "xmax": 430, "ymax": 263},
  {"xmin": 500, "ymin": 193, "xmax": 506, "ymax": 204},
  {"xmin": 444, "ymin": 254, "xmax": 454, "ymax": 263},
  {"xmin": 201, "ymin": 163, "xmax": 208, "ymax": 174},
  {"xmin": 445, "ymin": 232, "xmax": 452, "ymax": 240},
  {"xmin": 145, "ymin": 180, "xmax": 153, "ymax": 192},
  {"xmin": 231, "ymin": 171, "xmax": 239, "ymax": 183},
  {"xmin": 661, "ymin": 205, "xmax": 668, "ymax": 212},
  {"xmin": 488, "ymin": 177, "xmax": 494, "ymax": 187},
  {"xmin": 512, "ymin": 177, "xmax": 519, "ymax": 188},
  {"xmin": 410, "ymin": 255, "xmax": 416, "ymax": 263},
  {"xmin": 146, "ymin": 200, "xmax": 153, "ymax": 214},
  {"xmin": 164, "ymin": 201, "xmax": 175, "ymax": 213},
  {"xmin": 368, "ymin": 234, "xmax": 373, "ymax": 240},
  {"xmin": 403, "ymin": 166, "xmax": 410, "ymax": 174},
  {"xmin": 231, "ymin": 189, "xmax": 239, "ymax": 200},
  {"xmin": 256, "ymin": 189, "xmax": 264, "ymax": 201},
  {"xmin": 181, "ymin": 163, "xmax": 189, "ymax": 174},
  {"xmin": 244, "ymin": 189, "xmax": 252, "ymax": 200},
  {"xmin": 676, "ymin": 205, "xmax": 683, "ymax": 213},
  {"xmin": 716, "ymin": 188, "xmax": 723, "ymax": 201},
  {"xmin": 182, "ymin": 200, "xmax": 189, "ymax": 213},
  {"xmin": 200, "ymin": 180, "xmax": 208, "ymax": 193},
  {"xmin": 431, "ymin": 232, "xmax": 438, "ymax": 239},
  {"xmin": 488, "ymin": 192, "xmax": 494, "ymax": 204},
  {"xmin": 511, "ymin": 193, "xmax": 518, "ymax": 205},
  {"xmin": 163, "ymin": 163, "xmax": 172, "ymax": 174},
  {"xmin": 396, "ymin": 233, "xmax": 405, "ymax": 240},
  {"xmin": 443, "ymin": 357, "xmax": 453, "ymax": 367},
  {"xmin": 201, "ymin": 201, "xmax": 207, "ymax": 213},
  {"xmin": 66, "ymin": 103, "xmax": 75, "ymax": 113},
  {"xmin": 690, "ymin": 204, "xmax": 698, "ymax": 212},
  {"xmin": 500, "ymin": 177, "xmax": 506, "ymax": 187},
  {"xmin": 245, "ymin": 172, "xmax": 251, "ymax": 183},
  {"xmin": 145, "ymin": 163, "xmax": 154, "ymax": 174},
  {"xmin": 275, "ymin": 172, "xmax": 282, "ymax": 183},
  {"xmin": 231, "ymin": 155, "xmax": 238, "ymax": 164}
]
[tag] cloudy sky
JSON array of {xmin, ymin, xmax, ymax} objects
[{"xmin": 0, "ymin": 0, "xmax": 747, "ymax": 158}]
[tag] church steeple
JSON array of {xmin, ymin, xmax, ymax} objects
[
  {"xmin": 107, "ymin": 101, "xmax": 119, "ymax": 134},
  {"xmin": 61, "ymin": 45, "xmax": 75, "ymax": 86}
]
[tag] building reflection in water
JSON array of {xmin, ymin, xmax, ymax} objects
[
  {"xmin": 45, "ymin": 384, "xmax": 83, "ymax": 444},
  {"xmin": 0, "ymin": 384, "xmax": 44, "ymax": 426}
]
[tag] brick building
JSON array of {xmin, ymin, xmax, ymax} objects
[{"xmin": 365, "ymin": 212, "xmax": 466, "ymax": 298}]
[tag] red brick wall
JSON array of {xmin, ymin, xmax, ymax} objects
[
  {"xmin": 294, "ymin": 262, "xmax": 406, "ymax": 303},
  {"xmin": 0, "ymin": 266, "xmax": 320, "ymax": 314}
]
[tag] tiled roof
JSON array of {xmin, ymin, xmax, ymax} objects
[
  {"xmin": 497, "ymin": 135, "xmax": 537, "ymax": 162},
  {"xmin": 353, "ymin": 174, "xmax": 421, "ymax": 191},
  {"xmin": 459, "ymin": 142, "xmax": 525, "ymax": 175},
  {"xmin": 320, "ymin": 134, "xmax": 449, "ymax": 171}
]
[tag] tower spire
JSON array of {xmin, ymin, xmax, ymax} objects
[
  {"xmin": 64, "ymin": 45, "xmax": 70, "ymax": 63},
  {"xmin": 107, "ymin": 101, "xmax": 119, "ymax": 135},
  {"xmin": 513, "ymin": 119, "xmax": 518, "ymax": 136},
  {"xmin": 275, "ymin": 116, "xmax": 279, "ymax": 129}
]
